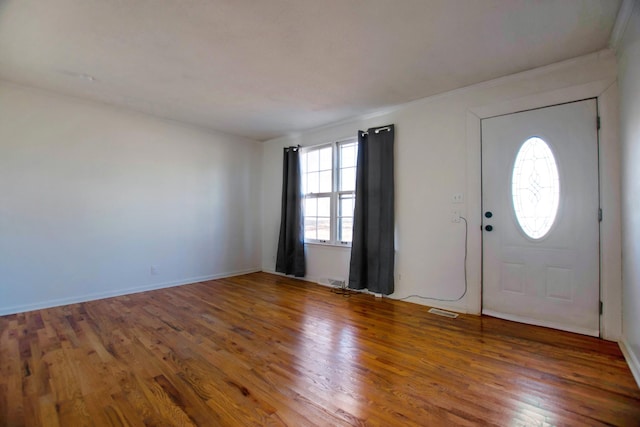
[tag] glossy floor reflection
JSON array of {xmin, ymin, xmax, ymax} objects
[{"xmin": 1, "ymin": 272, "xmax": 638, "ymax": 425}]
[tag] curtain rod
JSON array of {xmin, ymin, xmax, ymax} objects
[
  {"xmin": 362, "ymin": 126, "xmax": 392, "ymax": 135},
  {"xmin": 291, "ymin": 137, "xmax": 357, "ymax": 152}
]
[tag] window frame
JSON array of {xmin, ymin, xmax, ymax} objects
[{"xmin": 302, "ymin": 137, "xmax": 358, "ymax": 246}]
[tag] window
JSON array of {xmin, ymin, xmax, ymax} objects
[
  {"xmin": 512, "ymin": 136, "xmax": 560, "ymax": 239},
  {"xmin": 302, "ymin": 138, "xmax": 358, "ymax": 245}
]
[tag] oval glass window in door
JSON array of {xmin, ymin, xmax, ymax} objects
[{"xmin": 511, "ymin": 137, "xmax": 560, "ymax": 239}]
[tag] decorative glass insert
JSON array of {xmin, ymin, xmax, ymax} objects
[{"xmin": 512, "ymin": 137, "xmax": 560, "ymax": 239}]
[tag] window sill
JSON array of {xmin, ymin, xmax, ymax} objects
[{"xmin": 304, "ymin": 241, "xmax": 352, "ymax": 249}]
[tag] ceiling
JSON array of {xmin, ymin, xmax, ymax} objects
[{"xmin": 0, "ymin": 0, "xmax": 622, "ymax": 141}]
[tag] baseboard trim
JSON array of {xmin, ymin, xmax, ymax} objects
[
  {"xmin": 482, "ymin": 309, "xmax": 600, "ymax": 337},
  {"xmin": 0, "ymin": 267, "xmax": 261, "ymax": 316},
  {"xmin": 619, "ymin": 338, "xmax": 640, "ymax": 389},
  {"xmin": 390, "ymin": 297, "xmax": 469, "ymax": 314},
  {"xmin": 262, "ymin": 270, "xmax": 470, "ymax": 312},
  {"xmin": 261, "ymin": 269, "xmax": 321, "ymax": 284}
]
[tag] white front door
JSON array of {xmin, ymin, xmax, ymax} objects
[{"xmin": 481, "ymin": 99, "xmax": 600, "ymax": 336}]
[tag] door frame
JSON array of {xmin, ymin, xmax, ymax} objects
[
  {"xmin": 465, "ymin": 79, "xmax": 621, "ymax": 341},
  {"xmin": 480, "ymin": 98, "xmax": 601, "ymax": 336}
]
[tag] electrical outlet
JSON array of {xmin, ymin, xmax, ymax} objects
[
  {"xmin": 451, "ymin": 210, "xmax": 461, "ymax": 223},
  {"xmin": 150, "ymin": 265, "xmax": 159, "ymax": 275},
  {"xmin": 452, "ymin": 193, "xmax": 464, "ymax": 203}
]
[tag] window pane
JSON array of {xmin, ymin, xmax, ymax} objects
[
  {"xmin": 304, "ymin": 198, "xmax": 317, "ymax": 217},
  {"xmin": 304, "ymin": 217, "xmax": 317, "ymax": 240},
  {"xmin": 319, "ymin": 147, "xmax": 332, "ymax": 171},
  {"xmin": 317, "ymin": 197, "xmax": 330, "ymax": 217},
  {"xmin": 339, "ymin": 217, "xmax": 353, "ymax": 242},
  {"xmin": 307, "ymin": 171, "xmax": 319, "ymax": 194},
  {"xmin": 319, "ymin": 170, "xmax": 332, "ymax": 193},
  {"xmin": 340, "ymin": 167, "xmax": 356, "ymax": 192},
  {"xmin": 317, "ymin": 218, "xmax": 330, "ymax": 241},
  {"xmin": 340, "ymin": 143, "xmax": 357, "ymax": 168},
  {"xmin": 339, "ymin": 194, "xmax": 354, "ymax": 216},
  {"xmin": 338, "ymin": 193, "xmax": 354, "ymax": 243},
  {"xmin": 307, "ymin": 150, "xmax": 319, "ymax": 172}
]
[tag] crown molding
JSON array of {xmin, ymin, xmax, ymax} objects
[
  {"xmin": 610, "ymin": 0, "xmax": 637, "ymax": 52},
  {"xmin": 267, "ymin": 49, "xmax": 615, "ymax": 144}
]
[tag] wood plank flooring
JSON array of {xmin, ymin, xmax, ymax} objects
[{"xmin": 1, "ymin": 272, "xmax": 639, "ymax": 426}]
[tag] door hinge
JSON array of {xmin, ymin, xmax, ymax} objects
[
  {"xmin": 598, "ymin": 208, "xmax": 603, "ymax": 222},
  {"xmin": 597, "ymin": 116, "xmax": 601, "ymax": 130},
  {"xmin": 599, "ymin": 300, "xmax": 603, "ymax": 315}
]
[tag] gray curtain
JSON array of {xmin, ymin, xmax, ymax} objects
[
  {"xmin": 349, "ymin": 125, "xmax": 395, "ymax": 294},
  {"xmin": 276, "ymin": 146, "xmax": 306, "ymax": 277}
]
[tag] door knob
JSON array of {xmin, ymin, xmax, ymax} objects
[
  {"xmin": 485, "ymin": 211, "xmax": 493, "ymax": 218},
  {"xmin": 485, "ymin": 225, "xmax": 493, "ymax": 232}
]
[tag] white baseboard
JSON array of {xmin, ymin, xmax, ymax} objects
[
  {"xmin": 619, "ymin": 338, "xmax": 640, "ymax": 389},
  {"xmin": 262, "ymin": 270, "xmax": 469, "ymax": 311},
  {"xmin": 482, "ymin": 309, "xmax": 600, "ymax": 337},
  {"xmin": 0, "ymin": 267, "xmax": 261, "ymax": 316},
  {"xmin": 305, "ymin": 274, "xmax": 341, "ymax": 288},
  {"xmin": 261, "ymin": 269, "xmax": 325, "ymax": 285},
  {"xmin": 390, "ymin": 297, "xmax": 469, "ymax": 314}
]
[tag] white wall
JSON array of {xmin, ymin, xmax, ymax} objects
[
  {"xmin": 262, "ymin": 51, "xmax": 620, "ymax": 328},
  {"xmin": 0, "ymin": 81, "xmax": 262, "ymax": 315},
  {"xmin": 617, "ymin": 0, "xmax": 640, "ymax": 385}
]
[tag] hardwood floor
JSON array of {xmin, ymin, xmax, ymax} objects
[{"xmin": 1, "ymin": 272, "xmax": 639, "ymax": 426}]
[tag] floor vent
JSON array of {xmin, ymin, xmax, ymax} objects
[
  {"xmin": 428, "ymin": 308, "xmax": 459, "ymax": 318},
  {"xmin": 328, "ymin": 279, "xmax": 345, "ymax": 288}
]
